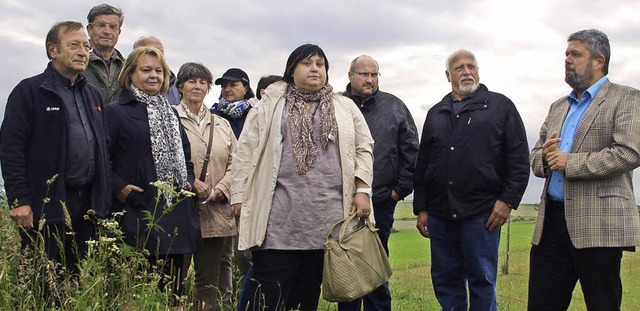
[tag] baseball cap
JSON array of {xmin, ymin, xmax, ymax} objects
[{"xmin": 215, "ymin": 68, "xmax": 250, "ymax": 85}]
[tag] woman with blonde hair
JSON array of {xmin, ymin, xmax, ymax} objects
[{"xmin": 105, "ymin": 46, "xmax": 201, "ymax": 304}]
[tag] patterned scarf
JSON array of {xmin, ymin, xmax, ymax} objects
[
  {"xmin": 131, "ymin": 86, "xmax": 188, "ymax": 188},
  {"xmin": 180, "ymin": 100, "xmax": 208, "ymax": 126},
  {"xmin": 212, "ymin": 98, "xmax": 251, "ymax": 120},
  {"xmin": 285, "ymin": 83, "xmax": 337, "ymax": 175}
]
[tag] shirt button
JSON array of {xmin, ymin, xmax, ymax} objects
[
  {"xmin": 448, "ymin": 181, "xmax": 453, "ymax": 185},
  {"xmin": 456, "ymin": 115, "xmax": 460, "ymax": 118},
  {"xmin": 452, "ymin": 213, "xmax": 458, "ymax": 219},
  {"xmin": 450, "ymin": 147, "xmax": 455, "ymax": 150}
]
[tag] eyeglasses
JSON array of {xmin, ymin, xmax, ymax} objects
[
  {"xmin": 352, "ymin": 71, "xmax": 381, "ymax": 78},
  {"xmin": 89, "ymin": 22, "xmax": 119, "ymax": 31},
  {"xmin": 65, "ymin": 41, "xmax": 92, "ymax": 53}
]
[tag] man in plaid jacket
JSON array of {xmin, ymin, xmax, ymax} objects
[{"xmin": 528, "ymin": 29, "xmax": 640, "ymax": 310}]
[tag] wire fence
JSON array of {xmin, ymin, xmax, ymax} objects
[{"xmin": 385, "ymin": 216, "xmax": 640, "ymax": 310}]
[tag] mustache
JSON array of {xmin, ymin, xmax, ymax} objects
[{"xmin": 459, "ymin": 76, "xmax": 475, "ymax": 83}]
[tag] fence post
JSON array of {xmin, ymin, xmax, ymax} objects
[{"xmin": 504, "ymin": 217, "xmax": 511, "ymax": 275}]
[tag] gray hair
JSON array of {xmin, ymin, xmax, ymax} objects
[
  {"xmin": 568, "ymin": 29, "xmax": 610, "ymax": 74},
  {"xmin": 176, "ymin": 62, "xmax": 213, "ymax": 95},
  {"xmin": 87, "ymin": 3, "xmax": 124, "ymax": 26},
  {"xmin": 446, "ymin": 49, "xmax": 477, "ymax": 72}
]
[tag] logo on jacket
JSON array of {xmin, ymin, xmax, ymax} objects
[
  {"xmin": 46, "ymin": 106, "xmax": 60, "ymax": 111},
  {"xmin": 90, "ymin": 105, "xmax": 102, "ymax": 111}
]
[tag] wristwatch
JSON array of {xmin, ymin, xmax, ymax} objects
[{"xmin": 356, "ymin": 188, "xmax": 373, "ymax": 197}]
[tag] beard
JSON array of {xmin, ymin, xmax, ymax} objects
[
  {"xmin": 565, "ymin": 62, "xmax": 593, "ymax": 93},
  {"xmin": 456, "ymin": 78, "xmax": 479, "ymax": 96}
]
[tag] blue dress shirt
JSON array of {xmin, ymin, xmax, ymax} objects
[{"xmin": 547, "ymin": 75, "xmax": 608, "ymax": 201}]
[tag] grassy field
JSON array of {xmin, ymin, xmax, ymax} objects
[
  {"xmin": 319, "ymin": 202, "xmax": 640, "ymax": 310},
  {"xmin": 3, "ymin": 200, "xmax": 640, "ymax": 310}
]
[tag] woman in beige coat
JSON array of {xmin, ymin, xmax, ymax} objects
[
  {"xmin": 230, "ymin": 44, "xmax": 374, "ymax": 311},
  {"xmin": 175, "ymin": 62, "xmax": 237, "ymax": 310}
]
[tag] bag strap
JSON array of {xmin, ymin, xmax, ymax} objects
[
  {"xmin": 198, "ymin": 114, "xmax": 215, "ymax": 182},
  {"xmin": 334, "ymin": 213, "xmax": 377, "ymax": 248}
]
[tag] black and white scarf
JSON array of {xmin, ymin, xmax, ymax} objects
[{"xmin": 131, "ymin": 86, "xmax": 188, "ymax": 188}]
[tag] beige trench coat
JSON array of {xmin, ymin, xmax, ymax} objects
[
  {"xmin": 230, "ymin": 81, "xmax": 374, "ymax": 250},
  {"xmin": 178, "ymin": 106, "xmax": 237, "ymax": 238}
]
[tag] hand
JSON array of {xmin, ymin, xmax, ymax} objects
[
  {"xmin": 542, "ymin": 131, "xmax": 561, "ymax": 160},
  {"xmin": 117, "ymin": 184, "xmax": 144, "ymax": 203},
  {"xmin": 486, "ymin": 199, "xmax": 512, "ymax": 231},
  {"xmin": 416, "ymin": 210, "xmax": 429, "ymax": 238},
  {"xmin": 547, "ymin": 150, "xmax": 568, "ymax": 171},
  {"xmin": 350, "ymin": 193, "xmax": 371, "ymax": 218},
  {"xmin": 211, "ymin": 188, "xmax": 226, "ymax": 202},
  {"xmin": 10, "ymin": 205, "xmax": 33, "ymax": 229},
  {"xmin": 232, "ymin": 203, "xmax": 241, "ymax": 218},
  {"xmin": 193, "ymin": 179, "xmax": 211, "ymax": 199},
  {"xmin": 391, "ymin": 190, "xmax": 400, "ymax": 202}
]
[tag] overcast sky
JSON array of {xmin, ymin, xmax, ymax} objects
[{"xmin": 1, "ymin": 0, "xmax": 640, "ymax": 203}]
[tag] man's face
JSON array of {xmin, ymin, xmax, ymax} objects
[
  {"xmin": 348, "ymin": 57, "xmax": 379, "ymax": 97},
  {"xmin": 565, "ymin": 40, "xmax": 598, "ymax": 92},
  {"xmin": 87, "ymin": 14, "xmax": 121, "ymax": 52},
  {"xmin": 48, "ymin": 28, "xmax": 91, "ymax": 78},
  {"xmin": 446, "ymin": 52, "xmax": 479, "ymax": 100}
]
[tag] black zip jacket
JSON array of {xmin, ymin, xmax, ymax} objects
[
  {"xmin": 344, "ymin": 84, "xmax": 419, "ymax": 203},
  {"xmin": 413, "ymin": 84, "xmax": 530, "ymax": 219}
]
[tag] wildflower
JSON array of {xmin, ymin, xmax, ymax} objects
[
  {"xmin": 99, "ymin": 236, "xmax": 116, "ymax": 243},
  {"xmin": 87, "ymin": 209, "xmax": 96, "ymax": 216},
  {"xmin": 83, "ymin": 214, "xmax": 90, "ymax": 220},
  {"xmin": 180, "ymin": 189, "xmax": 195, "ymax": 198},
  {"xmin": 38, "ymin": 218, "xmax": 46, "ymax": 231},
  {"xmin": 42, "ymin": 197, "xmax": 50, "ymax": 204},
  {"xmin": 60, "ymin": 201, "xmax": 73, "ymax": 230}
]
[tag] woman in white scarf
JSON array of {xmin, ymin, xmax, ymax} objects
[{"xmin": 105, "ymin": 46, "xmax": 201, "ymax": 306}]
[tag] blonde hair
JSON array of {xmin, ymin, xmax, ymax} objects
[{"xmin": 118, "ymin": 46, "xmax": 170, "ymax": 93}]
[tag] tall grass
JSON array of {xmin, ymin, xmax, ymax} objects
[
  {"xmin": 3, "ymin": 196, "xmax": 640, "ymax": 310},
  {"xmin": 0, "ymin": 180, "xmax": 202, "ymax": 310}
]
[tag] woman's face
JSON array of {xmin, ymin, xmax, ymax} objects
[
  {"xmin": 292, "ymin": 54, "xmax": 326, "ymax": 91},
  {"xmin": 221, "ymin": 80, "xmax": 246, "ymax": 102},
  {"xmin": 179, "ymin": 77, "xmax": 209, "ymax": 105},
  {"xmin": 130, "ymin": 53, "xmax": 164, "ymax": 95}
]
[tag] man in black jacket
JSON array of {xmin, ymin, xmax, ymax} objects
[
  {"xmin": 340, "ymin": 55, "xmax": 419, "ymax": 311},
  {"xmin": 413, "ymin": 49, "xmax": 529, "ymax": 310},
  {"xmin": 0, "ymin": 21, "xmax": 111, "ymax": 272}
]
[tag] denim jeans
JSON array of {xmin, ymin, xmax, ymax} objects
[
  {"xmin": 428, "ymin": 212, "xmax": 500, "ymax": 311},
  {"xmin": 338, "ymin": 197, "xmax": 396, "ymax": 311}
]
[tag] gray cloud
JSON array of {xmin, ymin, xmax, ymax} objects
[{"xmin": 1, "ymin": 0, "xmax": 639, "ymax": 203}]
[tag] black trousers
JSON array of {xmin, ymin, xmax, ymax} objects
[
  {"xmin": 20, "ymin": 185, "xmax": 94, "ymax": 274},
  {"xmin": 250, "ymin": 249, "xmax": 324, "ymax": 311},
  {"xmin": 528, "ymin": 200, "xmax": 623, "ymax": 311}
]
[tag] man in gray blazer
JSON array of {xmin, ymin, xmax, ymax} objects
[{"xmin": 528, "ymin": 29, "xmax": 640, "ymax": 310}]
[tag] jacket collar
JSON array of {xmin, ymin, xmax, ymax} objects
[
  {"xmin": 89, "ymin": 48, "xmax": 125, "ymax": 63},
  {"xmin": 344, "ymin": 83, "xmax": 379, "ymax": 107},
  {"xmin": 436, "ymin": 83, "xmax": 489, "ymax": 113}
]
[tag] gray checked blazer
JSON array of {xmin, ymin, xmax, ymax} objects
[{"xmin": 530, "ymin": 79, "xmax": 640, "ymax": 249}]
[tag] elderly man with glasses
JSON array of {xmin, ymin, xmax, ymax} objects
[
  {"xmin": 339, "ymin": 55, "xmax": 420, "ymax": 311},
  {"xmin": 0, "ymin": 21, "xmax": 111, "ymax": 273},
  {"xmin": 84, "ymin": 3, "xmax": 125, "ymax": 104}
]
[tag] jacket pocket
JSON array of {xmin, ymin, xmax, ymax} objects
[{"xmin": 597, "ymin": 186, "xmax": 630, "ymax": 199}]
